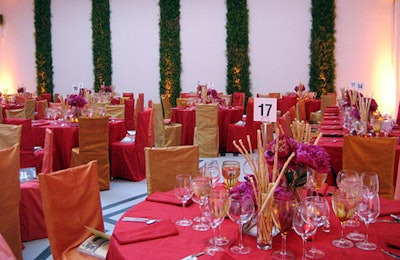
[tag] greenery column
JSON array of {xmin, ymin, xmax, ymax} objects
[
  {"xmin": 159, "ymin": 0, "xmax": 181, "ymax": 107},
  {"xmin": 34, "ymin": 0, "xmax": 54, "ymax": 97},
  {"xmin": 92, "ymin": 0, "xmax": 112, "ymax": 91},
  {"xmin": 309, "ymin": 0, "xmax": 336, "ymax": 97},
  {"xmin": 226, "ymin": 0, "xmax": 252, "ymax": 101}
]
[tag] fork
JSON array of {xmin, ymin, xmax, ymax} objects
[
  {"xmin": 181, "ymin": 251, "xmax": 205, "ymax": 260},
  {"xmin": 121, "ymin": 217, "xmax": 161, "ymax": 224}
]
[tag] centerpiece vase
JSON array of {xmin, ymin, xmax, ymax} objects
[{"xmin": 257, "ymin": 193, "xmax": 274, "ymax": 250}]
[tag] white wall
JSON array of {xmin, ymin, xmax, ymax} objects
[{"xmin": 0, "ymin": 0, "xmax": 398, "ymax": 115}]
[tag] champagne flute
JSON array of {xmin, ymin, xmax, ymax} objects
[
  {"xmin": 203, "ymin": 190, "xmax": 229, "ymax": 255},
  {"xmin": 310, "ymin": 169, "xmax": 328, "ymax": 196},
  {"xmin": 174, "ymin": 174, "xmax": 194, "ymax": 226},
  {"xmin": 227, "ymin": 194, "xmax": 255, "ymax": 254},
  {"xmin": 191, "ymin": 176, "xmax": 212, "ymax": 231},
  {"xmin": 222, "ymin": 160, "xmax": 241, "ymax": 190},
  {"xmin": 356, "ymin": 191, "xmax": 380, "ymax": 250},
  {"xmin": 271, "ymin": 198, "xmax": 297, "ymax": 260},
  {"xmin": 331, "ymin": 188, "xmax": 359, "ymax": 248},
  {"xmin": 293, "ymin": 203, "xmax": 317, "ymax": 260},
  {"xmin": 302, "ymin": 196, "xmax": 330, "ymax": 259}
]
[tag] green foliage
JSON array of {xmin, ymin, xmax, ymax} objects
[
  {"xmin": 226, "ymin": 0, "xmax": 252, "ymax": 103},
  {"xmin": 309, "ymin": 0, "xmax": 336, "ymax": 98},
  {"xmin": 92, "ymin": 0, "xmax": 112, "ymax": 91},
  {"xmin": 0, "ymin": 14, "xmax": 3, "ymax": 25},
  {"xmin": 159, "ymin": 0, "xmax": 181, "ymax": 107},
  {"xmin": 34, "ymin": 0, "xmax": 54, "ymax": 98}
]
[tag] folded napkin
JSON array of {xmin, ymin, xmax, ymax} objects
[
  {"xmin": 146, "ymin": 191, "xmax": 193, "ymax": 206},
  {"xmin": 114, "ymin": 220, "xmax": 178, "ymax": 245},
  {"xmin": 386, "ymin": 233, "xmax": 400, "ymax": 249},
  {"xmin": 379, "ymin": 198, "xmax": 400, "ymax": 216},
  {"xmin": 321, "ymin": 130, "xmax": 344, "ymax": 137},
  {"xmin": 320, "ymin": 125, "xmax": 342, "ymax": 130}
]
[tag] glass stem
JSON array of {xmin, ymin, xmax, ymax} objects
[
  {"xmin": 238, "ymin": 223, "xmax": 244, "ymax": 248},
  {"xmin": 181, "ymin": 199, "xmax": 186, "ymax": 219},
  {"xmin": 302, "ymin": 237, "xmax": 307, "ymax": 260},
  {"xmin": 217, "ymin": 224, "xmax": 222, "ymax": 238},
  {"xmin": 281, "ymin": 234, "xmax": 288, "ymax": 255},
  {"xmin": 211, "ymin": 226, "xmax": 217, "ymax": 247},
  {"xmin": 311, "ymin": 233, "xmax": 316, "ymax": 252},
  {"xmin": 340, "ymin": 222, "xmax": 345, "ymax": 241},
  {"xmin": 364, "ymin": 223, "xmax": 369, "ymax": 243}
]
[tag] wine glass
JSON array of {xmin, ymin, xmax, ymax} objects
[
  {"xmin": 174, "ymin": 174, "xmax": 194, "ymax": 226},
  {"xmin": 207, "ymin": 189, "xmax": 230, "ymax": 246},
  {"xmin": 302, "ymin": 196, "xmax": 330, "ymax": 259},
  {"xmin": 309, "ymin": 169, "xmax": 328, "ymax": 196},
  {"xmin": 227, "ymin": 194, "xmax": 255, "ymax": 254},
  {"xmin": 222, "ymin": 160, "xmax": 241, "ymax": 190},
  {"xmin": 204, "ymin": 160, "xmax": 221, "ymax": 188},
  {"xmin": 336, "ymin": 170, "xmax": 365, "ymax": 241},
  {"xmin": 293, "ymin": 202, "xmax": 317, "ymax": 260},
  {"xmin": 356, "ymin": 190, "xmax": 380, "ymax": 250},
  {"xmin": 203, "ymin": 189, "xmax": 229, "ymax": 255},
  {"xmin": 331, "ymin": 188, "xmax": 359, "ymax": 248},
  {"xmin": 361, "ymin": 172, "xmax": 379, "ymax": 194},
  {"xmin": 371, "ymin": 117, "xmax": 383, "ymax": 137},
  {"xmin": 271, "ymin": 198, "xmax": 297, "ymax": 260},
  {"xmin": 191, "ymin": 176, "xmax": 212, "ymax": 231}
]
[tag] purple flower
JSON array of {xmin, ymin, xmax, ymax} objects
[
  {"xmin": 294, "ymin": 84, "xmax": 306, "ymax": 92},
  {"xmin": 68, "ymin": 94, "xmax": 87, "ymax": 108},
  {"xmin": 230, "ymin": 176, "xmax": 257, "ymax": 208},
  {"xmin": 369, "ymin": 98, "xmax": 378, "ymax": 112},
  {"xmin": 102, "ymin": 86, "xmax": 113, "ymax": 93}
]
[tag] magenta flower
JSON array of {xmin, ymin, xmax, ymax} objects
[{"xmin": 68, "ymin": 94, "xmax": 87, "ymax": 108}]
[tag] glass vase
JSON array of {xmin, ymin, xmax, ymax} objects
[{"xmin": 256, "ymin": 195, "xmax": 273, "ymax": 250}]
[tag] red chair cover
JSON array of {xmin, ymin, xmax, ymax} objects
[
  {"xmin": 110, "ymin": 98, "xmax": 120, "ymax": 105},
  {"xmin": 277, "ymin": 95, "xmax": 298, "ymax": 115},
  {"xmin": 40, "ymin": 93, "xmax": 51, "ymax": 104},
  {"xmin": 110, "ymin": 109, "xmax": 153, "ymax": 181},
  {"xmin": 138, "ymin": 93, "xmax": 145, "ymax": 112},
  {"xmin": 123, "ymin": 92, "xmax": 134, "ymax": 99},
  {"xmin": 124, "ymin": 99, "xmax": 135, "ymax": 130},
  {"xmin": 233, "ymin": 92, "xmax": 245, "ymax": 107},
  {"xmin": 225, "ymin": 98, "xmax": 262, "ymax": 152}
]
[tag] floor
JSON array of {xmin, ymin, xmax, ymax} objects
[{"xmin": 22, "ymin": 152, "xmax": 251, "ymax": 260}]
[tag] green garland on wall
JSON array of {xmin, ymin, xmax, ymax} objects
[
  {"xmin": 92, "ymin": 0, "xmax": 112, "ymax": 91},
  {"xmin": 226, "ymin": 0, "xmax": 252, "ymax": 101},
  {"xmin": 309, "ymin": 0, "xmax": 336, "ymax": 97},
  {"xmin": 159, "ymin": 0, "xmax": 181, "ymax": 107},
  {"xmin": 34, "ymin": 0, "xmax": 54, "ymax": 97}
]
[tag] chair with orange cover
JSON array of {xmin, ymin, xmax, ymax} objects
[
  {"xmin": 42, "ymin": 128, "xmax": 55, "ymax": 174},
  {"xmin": 153, "ymin": 103, "xmax": 182, "ymax": 147},
  {"xmin": 110, "ymin": 108, "xmax": 154, "ymax": 181},
  {"xmin": 39, "ymin": 160, "xmax": 105, "ymax": 259},
  {"xmin": 194, "ymin": 103, "xmax": 219, "ymax": 157},
  {"xmin": 161, "ymin": 94, "xmax": 172, "ymax": 119},
  {"xmin": 145, "ymin": 145, "xmax": 199, "ymax": 195},
  {"xmin": 225, "ymin": 98, "xmax": 262, "ymax": 153},
  {"xmin": 24, "ymin": 99, "xmax": 36, "ymax": 120},
  {"xmin": 0, "ymin": 124, "xmax": 21, "ymax": 149},
  {"xmin": 343, "ymin": 135, "xmax": 396, "ymax": 199},
  {"xmin": 105, "ymin": 104, "xmax": 125, "ymax": 119},
  {"xmin": 0, "ymin": 144, "xmax": 23, "ymax": 260},
  {"xmin": 5, "ymin": 108, "xmax": 25, "ymax": 118},
  {"xmin": 71, "ymin": 116, "xmax": 110, "ymax": 190}
]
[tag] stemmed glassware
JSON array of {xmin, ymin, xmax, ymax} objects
[
  {"xmin": 204, "ymin": 160, "xmax": 221, "ymax": 188},
  {"xmin": 356, "ymin": 172, "xmax": 380, "ymax": 250},
  {"xmin": 293, "ymin": 201, "xmax": 318, "ymax": 260},
  {"xmin": 310, "ymin": 169, "xmax": 328, "ymax": 196},
  {"xmin": 271, "ymin": 198, "xmax": 297, "ymax": 260},
  {"xmin": 191, "ymin": 176, "xmax": 212, "ymax": 231},
  {"xmin": 222, "ymin": 160, "xmax": 241, "ymax": 190},
  {"xmin": 174, "ymin": 174, "xmax": 194, "ymax": 227},
  {"xmin": 302, "ymin": 196, "xmax": 330, "ymax": 259},
  {"xmin": 203, "ymin": 189, "xmax": 229, "ymax": 255},
  {"xmin": 227, "ymin": 194, "xmax": 255, "ymax": 254},
  {"xmin": 331, "ymin": 188, "xmax": 359, "ymax": 248}
]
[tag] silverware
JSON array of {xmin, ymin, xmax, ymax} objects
[
  {"xmin": 391, "ymin": 214, "xmax": 400, "ymax": 221},
  {"xmin": 181, "ymin": 251, "xmax": 205, "ymax": 260},
  {"xmin": 377, "ymin": 219, "xmax": 400, "ymax": 223},
  {"xmin": 121, "ymin": 217, "xmax": 161, "ymax": 225},
  {"xmin": 381, "ymin": 249, "xmax": 400, "ymax": 259}
]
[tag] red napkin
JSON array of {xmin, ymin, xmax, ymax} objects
[
  {"xmin": 386, "ymin": 233, "xmax": 400, "ymax": 249},
  {"xmin": 146, "ymin": 191, "xmax": 193, "ymax": 206},
  {"xmin": 320, "ymin": 125, "xmax": 342, "ymax": 130},
  {"xmin": 114, "ymin": 220, "xmax": 179, "ymax": 245},
  {"xmin": 379, "ymin": 198, "xmax": 400, "ymax": 216}
]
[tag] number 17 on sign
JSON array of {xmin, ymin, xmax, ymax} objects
[{"xmin": 254, "ymin": 98, "xmax": 277, "ymax": 149}]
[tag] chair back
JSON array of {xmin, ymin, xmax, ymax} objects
[
  {"xmin": 161, "ymin": 94, "xmax": 172, "ymax": 119},
  {"xmin": 145, "ymin": 145, "xmax": 199, "ymax": 195},
  {"xmin": 153, "ymin": 103, "xmax": 182, "ymax": 147},
  {"xmin": 268, "ymin": 92, "xmax": 281, "ymax": 98},
  {"xmin": 176, "ymin": 98, "xmax": 188, "ymax": 107},
  {"xmin": 41, "ymin": 93, "xmax": 52, "ymax": 104},
  {"xmin": 124, "ymin": 99, "xmax": 135, "ymax": 130},
  {"xmin": 0, "ymin": 124, "xmax": 22, "ymax": 149},
  {"xmin": 194, "ymin": 103, "xmax": 219, "ymax": 157},
  {"xmin": 24, "ymin": 99, "xmax": 36, "ymax": 119},
  {"xmin": 77, "ymin": 116, "xmax": 110, "ymax": 190},
  {"xmin": 5, "ymin": 108, "xmax": 25, "ymax": 118},
  {"xmin": 42, "ymin": 128, "xmax": 54, "ymax": 174},
  {"xmin": 105, "ymin": 104, "xmax": 125, "ymax": 119},
  {"xmin": 320, "ymin": 94, "xmax": 336, "ymax": 114},
  {"xmin": 39, "ymin": 161, "xmax": 104, "ymax": 259},
  {"xmin": 36, "ymin": 99, "xmax": 49, "ymax": 119},
  {"xmin": 134, "ymin": 97, "xmax": 143, "ymax": 130},
  {"xmin": 0, "ymin": 144, "xmax": 22, "ymax": 260},
  {"xmin": 343, "ymin": 135, "xmax": 396, "ymax": 199},
  {"xmin": 123, "ymin": 92, "xmax": 134, "ymax": 100},
  {"xmin": 233, "ymin": 92, "xmax": 245, "ymax": 107},
  {"xmin": 243, "ymin": 98, "xmax": 262, "ymax": 145}
]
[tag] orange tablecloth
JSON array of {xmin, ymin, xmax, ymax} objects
[
  {"xmin": 107, "ymin": 190, "xmax": 400, "ymax": 260},
  {"xmin": 170, "ymin": 106, "xmax": 243, "ymax": 149},
  {"xmin": 32, "ymin": 119, "xmax": 126, "ymax": 171}
]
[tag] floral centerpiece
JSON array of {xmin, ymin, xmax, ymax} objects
[
  {"xmin": 101, "ymin": 85, "xmax": 113, "ymax": 93},
  {"xmin": 294, "ymin": 81, "xmax": 306, "ymax": 99},
  {"xmin": 17, "ymin": 86, "xmax": 26, "ymax": 94},
  {"xmin": 67, "ymin": 94, "xmax": 87, "ymax": 108},
  {"xmin": 206, "ymin": 88, "xmax": 220, "ymax": 104}
]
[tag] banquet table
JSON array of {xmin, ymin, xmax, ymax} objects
[
  {"xmin": 106, "ymin": 190, "xmax": 400, "ymax": 260},
  {"xmin": 2, "ymin": 103, "xmax": 24, "ymax": 118},
  {"xmin": 31, "ymin": 118, "xmax": 126, "ymax": 171},
  {"xmin": 170, "ymin": 106, "xmax": 244, "ymax": 150}
]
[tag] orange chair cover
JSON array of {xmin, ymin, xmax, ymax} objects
[
  {"xmin": 0, "ymin": 145, "xmax": 22, "ymax": 260},
  {"xmin": 5, "ymin": 108, "xmax": 25, "ymax": 118},
  {"xmin": 24, "ymin": 99, "xmax": 36, "ymax": 120},
  {"xmin": 0, "ymin": 124, "xmax": 21, "ymax": 149},
  {"xmin": 194, "ymin": 104, "xmax": 219, "ymax": 157},
  {"xmin": 39, "ymin": 161, "xmax": 104, "ymax": 259},
  {"xmin": 161, "ymin": 94, "xmax": 172, "ymax": 119},
  {"xmin": 105, "ymin": 104, "xmax": 125, "ymax": 119},
  {"xmin": 343, "ymin": 135, "xmax": 396, "ymax": 199},
  {"xmin": 145, "ymin": 145, "xmax": 199, "ymax": 194},
  {"xmin": 42, "ymin": 128, "xmax": 54, "ymax": 174},
  {"xmin": 71, "ymin": 116, "xmax": 110, "ymax": 190},
  {"xmin": 153, "ymin": 103, "xmax": 181, "ymax": 147}
]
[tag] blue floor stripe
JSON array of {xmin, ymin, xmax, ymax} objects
[{"xmin": 102, "ymin": 193, "xmax": 147, "ymax": 210}]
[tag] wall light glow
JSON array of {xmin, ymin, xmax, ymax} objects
[{"xmin": 0, "ymin": 73, "xmax": 13, "ymax": 95}]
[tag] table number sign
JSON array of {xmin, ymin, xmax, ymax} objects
[
  {"xmin": 254, "ymin": 98, "xmax": 277, "ymax": 123},
  {"xmin": 72, "ymin": 84, "xmax": 79, "ymax": 94}
]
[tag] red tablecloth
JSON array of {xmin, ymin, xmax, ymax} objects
[
  {"xmin": 170, "ymin": 106, "xmax": 244, "ymax": 149},
  {"xmin": 107, "ymin": 190, "xmax": 400, "ymax": 260},
  {"xmin": 32, "ymin": 119, "xmax": 126, "ymax": 171}
]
